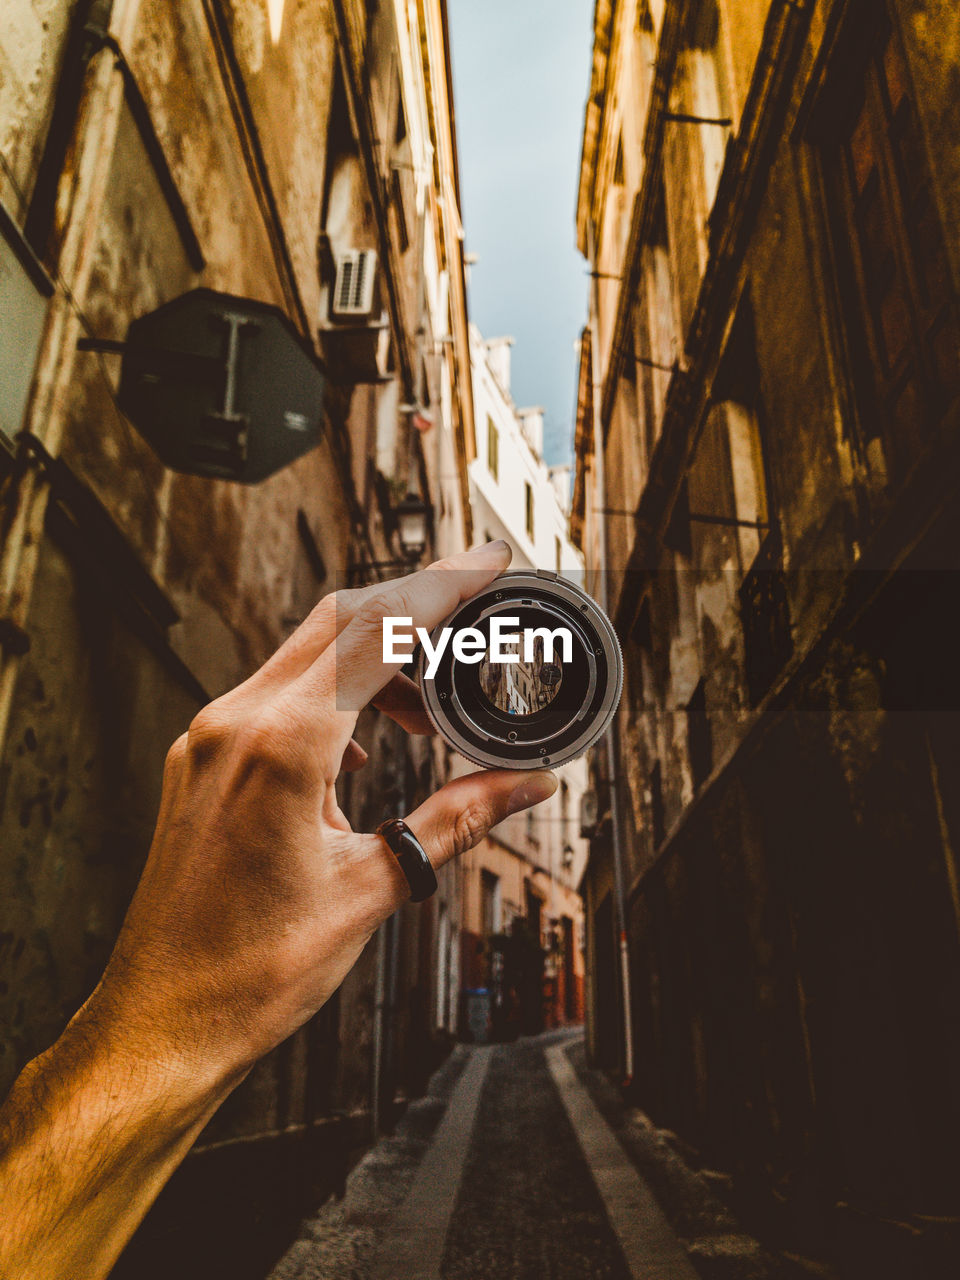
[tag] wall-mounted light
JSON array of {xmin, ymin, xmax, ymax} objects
[
  {"xmin": 395, "ymin": 491, "xmax": 430, "ymax": 561},
  {"xmin": 347, "ymin": 490, "xmax": 432, "ymax": 586}
]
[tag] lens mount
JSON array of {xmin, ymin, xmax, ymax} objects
[{"xmin": 418, "ymin": 570, "xmax": 623, "ymax": 770}]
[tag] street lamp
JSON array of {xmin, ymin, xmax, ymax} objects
[
  {"xmin": 395, "ymin": 491, "xmax": 430, "ymax": 562},
  {"xmin": 348, "ymin": 490, "xmax": 432, "ymax": 585}
]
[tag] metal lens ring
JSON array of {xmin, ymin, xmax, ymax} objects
[{"xmin": 418, "ymin": 571, "xmax": 623, "ymax": 770}]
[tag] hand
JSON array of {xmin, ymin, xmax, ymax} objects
[
  {"xmin": 94, "ymin": 538, "xmax": 556, "ymax": 1080},
  {"xmin": 0, "ymin": 540, "xmax": 557, "ymax": 1279}
]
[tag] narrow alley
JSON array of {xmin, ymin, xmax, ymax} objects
[
  {"xmin": 3, "ymin": 1, "xmax": 960, "ymax": 1278},
  {"xmin": 271, "ymin": 1031, "xmax": 796, "ymax": 1280}
]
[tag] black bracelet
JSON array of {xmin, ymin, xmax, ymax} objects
[{"xmin": 376, "ymin": 818, "xmax": 438, "ymax": 902}]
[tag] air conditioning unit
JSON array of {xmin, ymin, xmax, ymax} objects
[
  {"xmin": 332, "ymin": 249, "xmax": 378, "ymax": 318},
  {"xmin": 579, "ymin": 790, "xmax": 598, "ymax": 839}
]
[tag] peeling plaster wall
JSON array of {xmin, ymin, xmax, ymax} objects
[
  {"xmin": 0, "ymin": 537, "xmax": 198, "ymax": 1093},
  {"xmin": 580, "ymin": 0, "xmax": 960, "ymax": 1268},
  {"xmin": 0, "ymin": 0, "xmax": 72, "ymax": 205},
  {"xmin": 0, "ymin": 2, "xmax": 353, "ymax": 1133},
  {"xmin": 0, "ymin": 1, "xmax": 470, "ymax": 1274}
]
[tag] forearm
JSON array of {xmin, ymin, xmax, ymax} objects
[{"xmin": 0, "ymin": 1001, "xmax": 232, "ymax": 1280}]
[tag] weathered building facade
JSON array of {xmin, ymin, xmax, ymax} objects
[
  {"xmin": 573, "ymin": 0, "xmax": 960, "ymax": 1275},
  {"xmin": 0, "ymin": 0, "xmax": 473, "ymax": 1274}
]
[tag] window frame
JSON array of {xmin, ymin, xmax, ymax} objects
[{"xmin": 487, "ymin": 415, "xmax": 499, "ymax": 481}]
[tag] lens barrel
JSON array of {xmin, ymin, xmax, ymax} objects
[{"xmin": 418, "ymin": 570, "xmax": 622, "ymax": 770}]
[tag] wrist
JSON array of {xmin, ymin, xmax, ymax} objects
[
  {"xmin": 0, "ymin": 999, "xmax": 238, "ymax": 1280},
  {"xmin": 69, "ymin": 978, "xmax": 247, "ymax": 1127}
]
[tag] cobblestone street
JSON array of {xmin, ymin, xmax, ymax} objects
[{"xmin": 270, "ymin": 1031, "xmax": 800, "ymax": 1280}]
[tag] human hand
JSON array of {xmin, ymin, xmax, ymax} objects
[
  {"xmin": 83, "ymin": 539, "xmax": 556, "ymax": 1090},
  {"xmin": 0, "ymin": 541, "xmax": 559, "ymax": 1280}
]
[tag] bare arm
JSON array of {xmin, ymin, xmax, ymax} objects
[
  {"xmin": 0, "ymin": 999, "xmax": 234, "ymax": 1278},
  {"xmin": 0, "ymin": 542, "xmax": 556, "ymax": 1278}
]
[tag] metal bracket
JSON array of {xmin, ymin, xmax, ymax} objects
[
  {"xmin": 348, "ymin": 557, "xmax": 418, "ymax": 586},
  {"xmin": 662, "ymin": 111, "xmax": 733, "ymax": 126},
  {"xmin": 688, "ymin": 512, "xmax": 769, "ymax": 530},
  {"xmin": 198, "ymin": 310, "xmax": 257, "ymax": 469},
  {"xmin": 634, "ymin": 354, "xmax": 676, "ymax": 374},
  {"xmin": 595, "ymin": 507, "xmax": 768, "ymax": 532},
  {"xmin": 76, "ymin": 336, "xmax": 220, "ymax": 378}
]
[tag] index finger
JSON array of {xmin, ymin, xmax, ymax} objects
[{"xmin": 287, "ymin": 541, "xmax": 512, "ymax": 763}]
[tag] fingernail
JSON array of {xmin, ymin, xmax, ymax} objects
[
  {"xmin": 471, "ymin": 538, "xmax": 511, "ymax": 557},
  {"xmin": 506, "ymin": 771, "xmax": 558, "ymax": 815}
]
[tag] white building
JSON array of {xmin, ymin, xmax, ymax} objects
[
  {"xmin": 469, "ymin": 328, "xmax": 583, "ymax": 582},
  {"xmin": 458, "ymin": 326, "xmax": 591, "ymax": 1030}
]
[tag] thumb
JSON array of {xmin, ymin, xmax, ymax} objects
[{"xmin": 408, "ymin": 768, "xmax": 558, "ymax": 872}]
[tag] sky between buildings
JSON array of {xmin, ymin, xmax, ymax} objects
[{"xmin": 447, "ymin": 0, "xmax": 595, "ymax": 467}]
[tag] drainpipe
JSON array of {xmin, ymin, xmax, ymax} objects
[
  {"xmin": 370, "ymin": 918, "xmax": 387, "ymax": 1140},
  {"xmin": 587, "ymin": 220, "xmax": 634, "ymax": 1088},
  {"xmin": 371, "ymin": 722, "xmax": 407, "ymax": 1139}
]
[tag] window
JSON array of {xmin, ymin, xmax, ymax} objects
[
  {"xmin": 1, "ymin": 198, "xmax": 53, "ymax": 448},
  {"xmin": 525, "ymin": 883, "xmax": 543, "ymax": 944},
  {"xmin": 740, "ymin": 529, "xmax": 792, "ymax": 706},
  {"xmin": 637, "ymin": 180, "xmax": 679, "ymax": 459},
  {"xmin": 391, "ymin": 169, "xmax": 410, "ymax": 253},
  {"xmin": 823, "ymin": 15, "xmax": 960, "ymax": 481},
  {"xmin": 663, "ymin": 478, "xmax": 692, "ymax": 558},
  {"xmin": 487, "ymin": 416, "xmax": 499, "ymax": 481},
  {"xmin": 525, "ymin": 808, "xmax": 538, "ymax": 846},
  {"xmin": 394, "ymin": 79, "xmax": 407, "ymax": 145},
  {"xmin": 525, "ymin": 481, "xmax": 534, "ymax": 541},
  {"xmin": 686, "ymin": 679, "xmax": 713, "ymax": 790},
  {"xmin": 481, "ymin": 870, "xmax": 501, "ymax": 937},
  {"xmin": 631, "ymin": 596, "xmax": 653, "ymax": 650},
  {"xmin": 714, "ymin": 301, "xmax": 792, "ymax": 705},
  {"xmin": 613, "ymin": 133, "xmax": 625, "ymax": 187},
  {"xmin": 714, "ymin": 302, "xmax": 773, "ymax": 566},
  {"xmin": 631, "ymin": 595, "xmax": 653, "ymax": 705},
  {"xmin": 650, "ymin": 760, "xmax": 666, "ymax": 849},
  {"xmin": 685, "ymin": 0, "xmax": 732, "ymax": 212}
]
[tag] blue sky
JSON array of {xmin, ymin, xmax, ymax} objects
[{"xmin": 447, "ymin": 0, "xmax": 595, "ymax": 466}]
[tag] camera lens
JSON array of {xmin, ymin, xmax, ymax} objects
[{"xmin": 418, "ymin": 571, "xmax": 622, "ymax": 770}]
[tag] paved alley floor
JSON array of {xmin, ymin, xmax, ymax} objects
[{"xmin": 268, "ymin": 1030, "xmax": 801, "ymax": 1280}]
